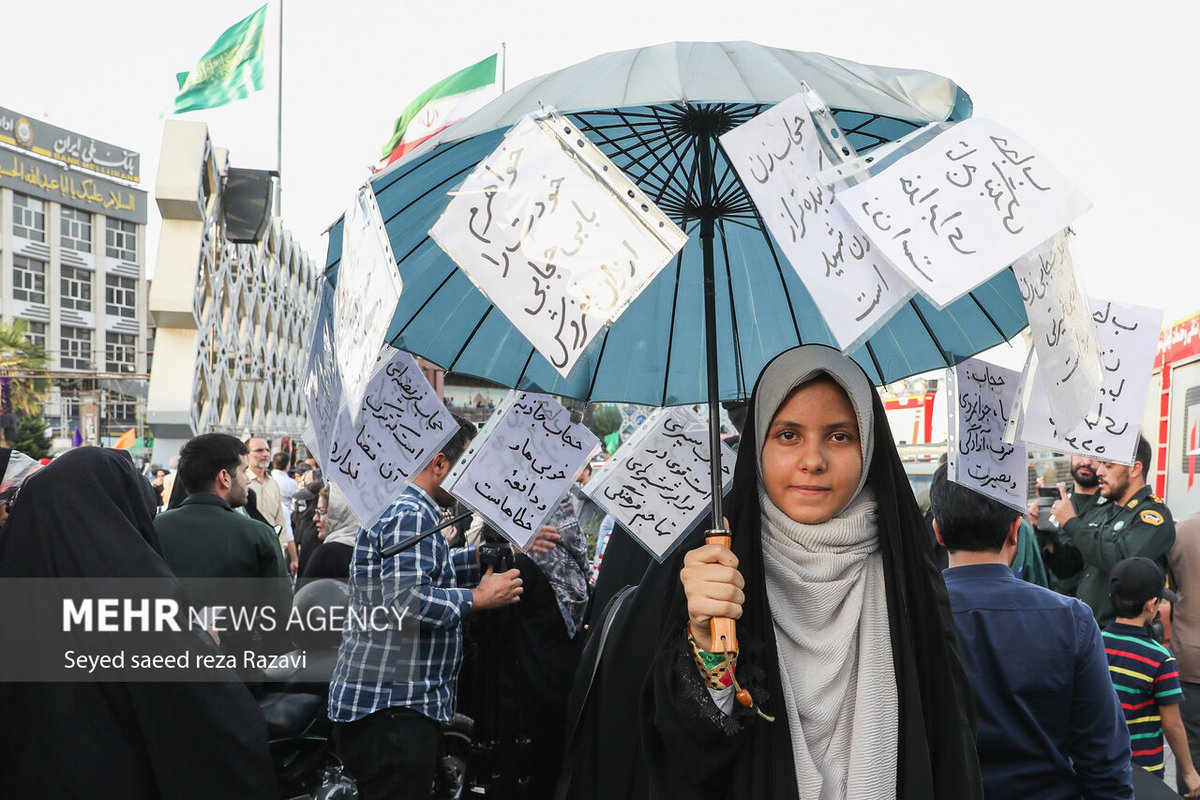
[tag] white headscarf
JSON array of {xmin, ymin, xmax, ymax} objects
[{"xmin": 320, "ymin": 483, "xmax": 360, "ymax": 547}]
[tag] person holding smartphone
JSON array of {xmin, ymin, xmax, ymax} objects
[
  {"xmin": 1050, "ymin": 437, "xmax": 1176, "ymax": 627},
  {"xmin": 1030, "ymin": 453, "xmax": 1106, "ymax": 596}
]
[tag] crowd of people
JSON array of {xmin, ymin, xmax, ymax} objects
[{"xmin": 0, "ymin": 344, "xmax": 1199, "ymax": 800}]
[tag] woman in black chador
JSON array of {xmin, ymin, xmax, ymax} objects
[
  {"xmin": 0, "ymin": 447, "xmax": 277, "ymax": 798},
  {"xmin": 641, "ymin": 345, "xmax": 982, "ymax": 800}
]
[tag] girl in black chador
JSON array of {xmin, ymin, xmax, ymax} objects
[{"xmin": 643, "ymin": 345, "xmax": 983, "ymax": 800}]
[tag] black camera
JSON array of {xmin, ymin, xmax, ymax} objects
[{"xmin": 478, "ymin": 530, "xmax": 515, "ymax": 573}]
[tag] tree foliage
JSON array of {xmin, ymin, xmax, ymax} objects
[
  {"xmin": 588, "ymin": 404, "xmax": 621, "ymax": 439},
  {"xmin": 14, "ymin": 415, "xmax": 50, "ymax": 460},
  {"xmin": 0, "ymin": 320, "xmax": 50, "ymax": 415}
]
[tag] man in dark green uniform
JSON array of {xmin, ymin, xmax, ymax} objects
[
  {"xmin": 1051, "ymin": 435, "xmax": 1176, "ymax": 626},
  {"xmin": 1034, "ymin": 454, "xmax": 1106, "ymax": 596},
  {"xmin": 155, "ymin": 433, "xmax": 293, "ymax": 671}
]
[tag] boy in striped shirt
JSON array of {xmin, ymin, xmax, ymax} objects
[{"xmin": 1105, "ymin": 556, "xmax": 1200, "ymax": 795}]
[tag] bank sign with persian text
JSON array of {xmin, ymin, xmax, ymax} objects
[
  {"xmin": 0, "ymin": 105, "xmax": 140, "ymax": 183},
  {"xmin": 0, "ymin": 148, "xmax": 146, "ymax": 224}
]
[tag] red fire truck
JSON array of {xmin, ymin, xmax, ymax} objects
[{"xmin": 1144, "ymin": 311, "xmax": 1200, "ymax": 520}]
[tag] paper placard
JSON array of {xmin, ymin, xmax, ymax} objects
[
  {"xmin": 838, "ymin": 118, "xmax": 1091, "ymax": 308},
  {"xmin": 325, "ymin": 349, "xmax": 457, "ymax": 526},
  {"xmin": 334, "ymin": 184, "xmax": 404, "ymax": 422},
  {"xmin": 302, "ymin": 280, "xmax": 343, "ymax": 468},
  {"xmin": 584, "ymin": 407, "xmax": 736, "ymax": 562},
  {"xmin": 446, "ymin": 391, "xmax": 600, "ymax": 550},
  {"xmin": 1011, "ymin": 231, "xmax": 1103, "ymax": 431},
  {"xmin": 430, "ymin": 112, "xmax": 687, "ymax": 378},
  {"xmin": 948, "ymin": 357, "xmax": 1027, "ymax": 511},
  {"xmin": 720, "ymin": 92, "xmax": 913, "ymax": 350},
  {"xmin": 1021, "ymin": 298, "xmax": 1163, "ymax": 465}
]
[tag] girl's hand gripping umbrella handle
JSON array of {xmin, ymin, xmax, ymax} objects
[{"xmin": 706, "ymin": 532, "xmax": 738, "ymax": 653}]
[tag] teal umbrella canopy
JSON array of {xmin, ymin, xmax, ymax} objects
[{"xmin": 325, "ymin": 41, "xmax": 1027, "ymax": 403}]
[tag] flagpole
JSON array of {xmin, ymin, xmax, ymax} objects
[
  {"xmin": 501, "ymin": 42, "xmax": 507, "ymax": 92},
  {"xmin": 275, "ymin": 0, "xmax": 284, "ymax": 215}
]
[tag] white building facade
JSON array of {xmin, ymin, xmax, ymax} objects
[
  {"xmin": 0, "ymin": 106, "xmax": 149, "ymax": 442},
  {"xmin": 147, "ymin": 120, "xmax": 318, "ymax": 465}
]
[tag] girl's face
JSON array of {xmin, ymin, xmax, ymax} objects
[{"xmin": 761, "ymin": 378, "xmax": 863, "ymax": 524}]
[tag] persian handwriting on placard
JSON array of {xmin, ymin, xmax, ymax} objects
[
  {"xmin": 509, "ymin": 397, "xmax": 585, "ymax": 451},
  {"xmin": 852, "ymin": 125, "xmax": 1061, "ymax": 288},
  {"xmin": 957, "ymin": 380, "xmax": 1014, "ymax": 462},
  {"xmin": 858, "ymin": 167, "xmax": 973, "ymax": 285},
  {"xmin": 1019, "ymin": 236, "xmax": 1096, "ymax": 390},
  {"xmin": 432, "ymin": 114, "xmax": 685, "ymax": 379},
  {"xmin": 461, "ymin": 140, "xmax": 641, "ymax": 371},
  {"xmin": 599, "ymin": 413, "xmax": 733, "ymax": 540},
  {"xmin": 965, "ymin": 364, "xmax": 1008, "ymax": 388},
  {"xmin": 725, "ymin": 101, "xmax": 894, "ymax": 329},
  {"xmin": 952, "ymin": 358, "xmax": 1025, "ymax": 506},
  {"xmin": 449, "ymin": 392, "xmax": 598, "ymax": 543},
  {"xmin": 329, "ymin": 438, "xmax": 360, "ymax": 481},
  {"xmin": 472, "ymin": 477, "xmax": 537, "ymax": 531},
  {"xmin": 837, "ymin": 118, "xmax": 1092, "ymax": 312},
  {"xmin": 1022, "ymin": 298, "xmax": 1162, "ymax": 466},
  {"xmin": 746, "ymin": 112, "xmax": 807, "ymax": 183},
  {"xmin": 330, "ymin": 383, "xmax": 441, "ymax": 485},
  {"xmin": 322, "ymin": 351, "xmax": 457, "ymax": 524},
  {"xmin": 334, "ymin": 186, "xmax": 405, "ymax": 426},
  {"xmin": 1051, "ymin": 411, "xmax": 1109, "ymax": 455},
  {"xmin": 966, "ymin": 462, "xmax": 1015, "ymax": 490}
]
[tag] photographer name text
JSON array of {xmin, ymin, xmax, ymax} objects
[{"xmin": 63, "ymin": 649, "xmax": 308, "ymax": 673}]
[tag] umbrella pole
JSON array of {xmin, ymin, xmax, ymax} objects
[
  {"xmin": 697, "ymin": 123, "xmax": 724, "ymax": 533},
  {"xmin": 698, "ymin": 119, "xmax": 737, "ymax": 655}
]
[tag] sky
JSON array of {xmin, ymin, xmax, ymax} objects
[{"xmin": 5, "ymin": 0, "xmax": 1198, "ymax": 353}]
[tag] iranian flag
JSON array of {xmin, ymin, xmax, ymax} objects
[{"xmin": 381, "ymin": 54, "xmax": 498, "ymax": 166}]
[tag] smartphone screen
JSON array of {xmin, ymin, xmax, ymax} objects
[{"xmin": 1036, "ymin": 487, "xmax": 1060, "ymax": 533}]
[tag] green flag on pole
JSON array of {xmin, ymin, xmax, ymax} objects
[
  {"xmin": 171, "ymin": 4, "xmax": 268, "ymax": 114},
  {"xmin": 603, "ymin": 431, "xmax": 621, "ymax": 454}
]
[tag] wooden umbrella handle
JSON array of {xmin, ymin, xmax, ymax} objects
[{"xmin": 706, "ymin": 533, "xmax": 738, "ymax": 653}]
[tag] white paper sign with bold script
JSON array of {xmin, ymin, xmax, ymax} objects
[
  {"xmin": 429, "ymin": 112, "xmax": 687, "ymax": 378},
  {"xmin": 325, "ymin": 349, "xmax": 456, "ymax": 526},
  {"xmin": 446, "ymin": 391, "xmax": 600, "ymax": 550},
  {"xmin": 334, "ymin": 184, "xmax": 404, "ymax": 422},
  {"xmin": 838, "ymin": 118, "xmax": 1091, "ymax": 308},
  {"xmin": 948, "ymin": 357, "xmax": 1027, "ymax": 511},
  {"xmin": 721, "ymin": 92, "xmax": 913, "ymax": 350},
  {"xmin": 302, "ymin": 280, "xmax": 343, "ymax": 468},
  {"xmin": 1021, "ymin": 298, "xmax": 1163, "ymax": 465},
  {"xmin": 585, "ymin": 407, "xmax": 736, "ymax": 562},
  {"xmin": 1011, "ymin": 231, "xmax": 1103, "ymax": 432}
]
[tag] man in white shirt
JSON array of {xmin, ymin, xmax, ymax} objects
[
  {"xmin": 246, "ymin": 436, "xmax": 298, "ymax": 576},
  {"xmin": 271, "ymin": 452, "xmax": 299, "ymax": 514}
]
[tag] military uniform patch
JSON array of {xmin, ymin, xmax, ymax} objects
[{"xmin": 1140, "ymin": 509, "xmax": 1164, "ymax": 526}]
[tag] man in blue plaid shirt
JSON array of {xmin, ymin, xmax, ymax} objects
[{"xmin": 328, "ymin": 415, "xmax": 524, "ymax": 798}]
